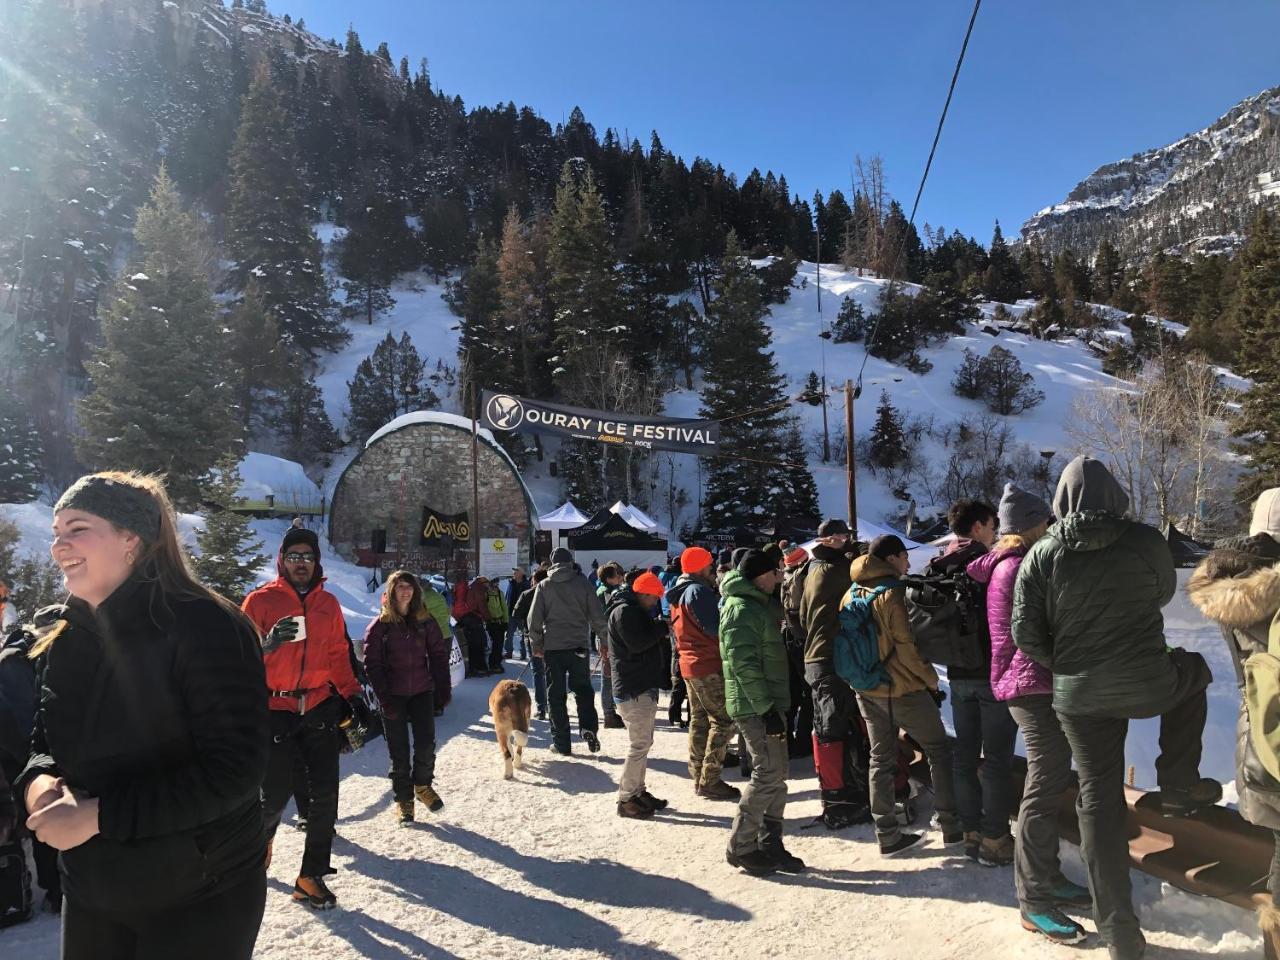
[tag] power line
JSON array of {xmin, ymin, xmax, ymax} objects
[{"xmin": 858, "ymin": 0, "xmax": 982, "ymax": 386}]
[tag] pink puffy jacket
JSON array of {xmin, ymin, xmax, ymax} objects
[{"xmin": 967, "ymin": 548, "xmax": 1052, "ymax": 701}]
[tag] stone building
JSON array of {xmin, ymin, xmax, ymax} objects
[{"xmin": 329, "ymin": 412, "xmax": 537, "ymax": 578}]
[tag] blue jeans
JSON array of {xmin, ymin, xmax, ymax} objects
[
  {"xmin": 531, "ymin": 655, "xmax": 547, "ymax": 712},
  {"xmin": 950, "ymin": 677, "xmax": 1018, "ymax": 838}
]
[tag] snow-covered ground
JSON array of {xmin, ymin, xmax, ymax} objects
[{"xmin": 2, "ymin": 651, "xmax": 1260, "ymax": 959}]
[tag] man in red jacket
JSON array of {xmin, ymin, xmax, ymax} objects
[{"xmin": 242, "ymin": 528, "xmax": 363, "ymax": 911}]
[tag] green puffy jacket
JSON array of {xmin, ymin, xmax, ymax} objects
[
  {"xmin": 719, "ymin": 569, "xmax": 790, "ymax": 720},
  {"xmin": 1012, "ymin": 509, "xmax": 1178, "ymax": 717},
  {"xmin": 422, "ymin": 585, "xmax": 453, "ymax": 640}
]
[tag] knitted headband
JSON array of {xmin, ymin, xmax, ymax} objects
[{"xmin": 54, "ymin": 475, "xmax": 162, "ymax": 544}]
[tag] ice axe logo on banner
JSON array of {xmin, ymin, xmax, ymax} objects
[{"xmin": 486, "ymin": 394, "xmax": 524, "ymax": 430}]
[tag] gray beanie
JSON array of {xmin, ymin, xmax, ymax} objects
[
  {"xmin": 54, "ymin": 475, "xmax": 162, "ymax": 543},
  {"xmin": 998, "ymin": 482, "xmax": 1052, "ymax": 535},
  {"xmin": 1251, "ymin": 489, "xmax": 1280, "ymax": 539}
]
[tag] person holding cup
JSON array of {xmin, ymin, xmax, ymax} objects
[{"xmin": 242, "ymin": 527, "xmax": 367, "ymax": 911}]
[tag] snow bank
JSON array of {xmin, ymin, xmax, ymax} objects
[{"xmin": 235, "ymin": 452, "xmax": 322, "ymax": 513}]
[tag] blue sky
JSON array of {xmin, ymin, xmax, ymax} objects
[{"xmin": 284, "ymin": 0, "xmax": 1280, "ymax": 244}]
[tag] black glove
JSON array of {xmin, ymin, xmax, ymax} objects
[
  {"xmin": 346, "ymin": 695, "xmax": 374, "ymax": 730},
  {"xmin": 930, "ymin": 687, "xmax": 946, "ymax": 706},
  {"xmin": 261, "ymin": 617, "xmax": 299, "ymax": 653},
  {"xmin": 763, "ymin": 709, "xmax": 786, "ymax": 738}
]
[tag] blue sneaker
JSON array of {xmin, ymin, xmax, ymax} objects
[
  {"xmin": 1021, "ymin": 908, "xmax": 1087, "ymax": 945},
  {"xmin": 1051, "ymin": 880, "xmax": 1093, "ymax": 909}
]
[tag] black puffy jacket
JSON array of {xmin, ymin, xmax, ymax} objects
[
  {"xmin": 18, "ymin": 576, "xmax": 269, "ymax": 915},
  {"xmin": 606, "ymin": 589, "xmax": 666, "ymax": 700}
]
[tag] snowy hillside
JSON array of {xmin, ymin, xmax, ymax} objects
[{"xmin": 1021, "ymin": 84, "xmax": 1280, "ymax": 257}]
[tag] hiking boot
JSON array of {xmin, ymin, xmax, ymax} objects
[
  {"xmin": 977, "ymin": 834, "xmax": 1015, "ymax": 867},
  {"xmin": 293, "ymin": 875, "xmax": 337, "ymax": 910},
  {"xmin": 1021, "ymin": 907, "xmax": 1087, "ymax": 945},
  {"xmin": 1160, "ymin": 778, "xmax": 1223, "ymax": 818},
  {"xmin": 582, "ymin": 730, "xmax": 601, "ymax": 753},
  {"xmin": 41, "ymin": 891, "xmax": 62, "ymax": 915},
  {"xmin": 726, "ymin": 847, "xmax": 777, "ymax": 877},
  {"xmin": 294, "ymin": 816, "xmax": 308, "ymax": 832},
  {"xmin": 963, "ymin": 830, "xmax": 981, "ymax": 862},
  {"xmin": 699, "ymin": 779, "xmax": 741, "ymax": 802},
  {"xmin": 395, "ymin": 800, "xmax": 415, "ymax": 825},
  {"xmin": 414, "ymin": 784, "xmax": 443, "ymax": 812},
  {"xmin": 820, "ymin": 790, "xmax": 871, "ymax": 829},
  {"xmin": 761, "ymin": 817, "xmax": 806, "ymax": 873},
  {"xmin": 1051, "ymin": 879, "xmax": 1093, "ymax": 909},
  {"xmin": 723, "ymin": 750, "xmax": 740, "ymax": 768},
  {"xmin": 603, "ymin": 714, "xmax": 626, "ymax": 730},
  {"xmin": 536, "ymin": 709, "xmax": 548, "ymax": 721},
  {"xmin": 617, "ymin": 797, "xmax": 655, "ymax": 819},
  {"xmin": 931, "ymin": 816, "xmax": 965, "ymax": 845},
  {"xmin": 879, "ymin": 833, "xmax": 923, "ymax": 858},
  {"xmin": 551, "ymin": 742, "xmax": 571, "ymax": 755},
  {"xmin": 638, "ymin": 790, "xmax": 669, "ymax": 811}
]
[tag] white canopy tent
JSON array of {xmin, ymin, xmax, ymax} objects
[
  {"xmin": 609, "ymin": 500, "xmax": 662, "ymax": 533},
  {"xmin": 537, "ymin": 501, "xmax": 590, "ymax": 530}
]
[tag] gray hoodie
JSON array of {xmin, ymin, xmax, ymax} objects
[
  {"xmin": 526, "ymin": 562, "xmax": 608, "ymax": 655},
  {"xmin": 1051, "ymin": 455, "xmax": 1130, "ymax": 519}
]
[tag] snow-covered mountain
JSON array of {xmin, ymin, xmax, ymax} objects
[{"xmin": 1021, "ymin": 84, "xmax": 1280, "ymax": 259}]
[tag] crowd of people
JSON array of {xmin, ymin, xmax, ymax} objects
[{"xmin": 0, "ymin": 457, "xmax": 1276, "ymax": 959}]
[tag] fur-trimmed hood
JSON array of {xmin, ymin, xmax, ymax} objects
[{"xmin": 1186, "ymin": 534, "xmax": 1280, "ymax": 627}]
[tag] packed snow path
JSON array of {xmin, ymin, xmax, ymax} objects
[{"xmin": 6, "ymin": 661, "xmax": 1259, "ymax": 959}]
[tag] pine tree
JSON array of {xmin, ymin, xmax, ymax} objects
[
  {"xmin": 1231, "ymin": 210, "xmax": 1280, "ymax": 498},
  {"xmin": 801, "ymin": 371, "xmax": 823, "ymax": 405},
  {"xmin": 868, "ymin": 390, "xmax": 908, "ymax": 469},
  {"xmin": 226, "ymin": 281, "xmax": 288, "ymax": 433},
  {"xmin": 548, "ymin": 162, "xmax": 622, "ymax": 384},
  {"xmin": 447, "ymin": 236, "xmax": 514, "ymax": 401},
  {"xmin": 831, "ymin": 296, "xmax": 867, "ymax": 342},
  {"xmin": 497, "ymin": 207, "xmax": 552, "ymax": 397},
  {"xmin": 952, "ymin": 349, "xmax": 985, "ymax": 400},
  {"xmin": 1094, "ymin": 239, "xmax": 1123, "ymax": 304},
  {"xmin": 273, "ymin": 372, "xmax": 342, "ymax": 466},
  {"xmin": 339, "ymin": 184, "xmax": 415, "ymax": 324},
  {"xmin": 978, "ymin": 346, "xmax": 1045, "ymax": 416},
  {"xmin": 700, "ymin": 231, "xmax": 815, "ymax": 526},
  {"xmin": 193, "ymin": 457, "xmax": 266, "ymax": 603},
  {"xmin": 777, "ymin": 421, "xmax": 820, "ymax": 522},
  {"xmin": 225, "ymin": 63, "xmax": 344, "ymax": 354},
  {"xmin": 982, "ymin": 221, "xmax": 1023, "ymax": 303},
  {"xmin": 77, "ymin": 168, "xmax": 241, "ymax": 507},
  {"xmin": 347, "ymin": 333, "xmax": 436, "ymax": 442},
  {"xmin": 0, "ymin": 386, "xmax": 43, "ymax": 502}
]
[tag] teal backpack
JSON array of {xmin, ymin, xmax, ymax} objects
[{"xmin": 834, "ymin": 582, "xmax": 899, "ymax": 690}]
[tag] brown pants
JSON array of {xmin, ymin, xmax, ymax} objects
[{"xmin": 685, "ymin": 673, "xmax": 734, "ymax": 787}]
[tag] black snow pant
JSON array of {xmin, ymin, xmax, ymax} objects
[
  {"xmin": 290, "ymin": 747, "xmax": 310, "ymax": 822},
  {"xmin": 459, "ymin": 615, "xmax": 488, "ymax": 674},
  {"xmin": 805, "ymin": 660, "xmax": 870, "ymax": 822},
  {"xmin": 383, "ymin": 691, "xmax": 437, "ymax": 803},
  {"xmin": 60, "ymin": 868, "xmax": 265, "ymax": 960},
  {"xmin": 668, "ymin": 641, "xmax": 688, "ymax": 724},
  {"xmin": 263, "ymin": 698, "xmax": 342, "ymax": 878},
  {"xmin": 544, "ymin": 647, "xmax": 599, "ymax": 752},
  {"xmin": 1057, "ymin": 653, "xmax": 1210, "ymax": 958},
  {"xmin": 487, "ymin": 622, "xmax": 507, "ymax": 671},
  {"xmin": 784, "ymin": 637, "xmax": 813, "ymax": 757}
]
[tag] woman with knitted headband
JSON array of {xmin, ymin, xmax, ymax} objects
[{"xmin": 17, "ymin": 472, "xmax": 269, "ymax": 959}]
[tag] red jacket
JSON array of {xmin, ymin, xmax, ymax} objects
[
  {"xmin": 452, "ymin": 578, "xmax": 488, "ymax": 620},
  {"xmin": 242, "ymin": 568, "xmax": 359, "ymax": 714}
]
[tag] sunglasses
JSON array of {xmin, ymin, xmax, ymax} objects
[{"xmin": 284, "ymin": 553, "xmax": 316, "ymax": 564}]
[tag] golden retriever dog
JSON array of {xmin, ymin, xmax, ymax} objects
[{"xmin": 489, "ymin": 679, "xmax": 532, "ymax": 779}]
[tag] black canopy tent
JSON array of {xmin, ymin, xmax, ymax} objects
[{"xmin": 566, "ymin": 512, "xmax": 668, "ymax": 553}]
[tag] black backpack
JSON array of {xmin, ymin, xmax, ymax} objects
[{"xmin": 901, "ymin": 573, "xmax": 988, "ymax": 670}]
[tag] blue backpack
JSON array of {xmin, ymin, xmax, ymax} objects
[{"xmin": 834, "ymin": 583, "xmax": 899, "ymax": 690}]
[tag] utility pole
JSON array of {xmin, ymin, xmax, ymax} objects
[
  {"xmin": 469, "ymin": 375, "xmax": 481, "ymax": 575},
  {"xmin": 844, "ymin": 379, "xmax": 859, "ymax": 534},
  {"xmin": 817, "ymin": 214, "xmax": 830, "ymax": 462}
]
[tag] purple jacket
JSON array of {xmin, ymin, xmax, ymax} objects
[
  {"xmin": 967, "ymin": 548, "xmax": 1051, "ymax": 701},
  {"xmin": 362, "ymin": 615, "xmax": 452, "ymax": 706}
]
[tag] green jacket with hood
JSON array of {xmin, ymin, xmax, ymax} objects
[
  {"xmin": 719, "ymin": 569, "xmax": 790, "ymax": 721},
  {"xmin": 1012, "ymin": 456, "xmax": 1181, "ymax": 717}
]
